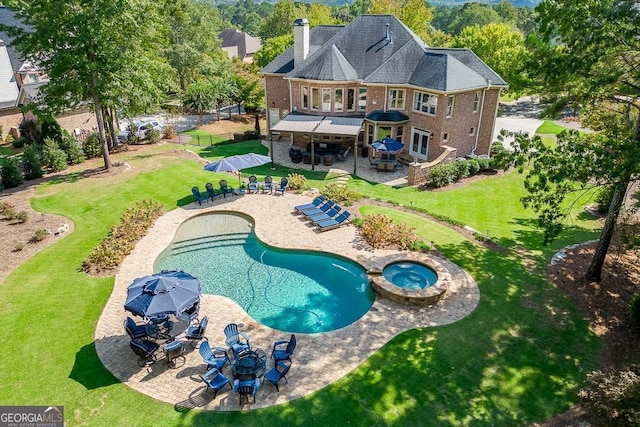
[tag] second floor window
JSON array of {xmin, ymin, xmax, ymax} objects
[
  {"xmin": 322, "ymin": 88, "xmax": 331, "ymax": 112},
  {"xmin": 388, "ymin": 89, "xmax": 405, "ymax": 110},
  {"xmin": 473, "ymin": 91, "xmax": 480, "ymax": 112},
  {"xmin": 347, "ymin": 88, "xmax": 355, "ymax": 111},
  {"xmin": 334, "ymin": 89, "xmax": 343, "ymax": 112},
  {"xmin": 302, "ymin": 86, "xmax": 308, "ymax": 109},
  {"xmin": 311, "ymin": 88, "xmax": 319, "ymax": 110},
  {"xmin": 446, "ymin": 95, "xmax": 454, "ymax": 117},
  {"xmin": 413, "ymin": 91, "xmax": 437, "ymax": 115},
  {"xmin": 358, "ymin": 88, "xmax": 367, "ymax": 111}
]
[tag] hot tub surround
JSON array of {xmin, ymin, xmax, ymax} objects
[{"xmin": 368, "ymin": 253, "xmax": 452, "ymax": 306}]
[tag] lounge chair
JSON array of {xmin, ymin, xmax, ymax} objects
[
  {"xmin": 263, "ymin": 360, "xmax": 291, "ymax": 392},
  {"xmin": 129, "ymin": 339, "xmax": 159, "ymax": 367},
  {"xmin": 191, "ymin": 186, "xmax": 208, "ymax": 205},
  {"xmin": 205, "ymin": 182, "xmax": 221, "ymax": 201},
  {"xmin": 274, "ymin": 177, "xmax": 288, "ymax": 196},
  {"xmin": 185, "ymin": 316, "xmax": 208, "ymax": 347},
  {"xmin": 199, "ymin": 340, "xmax": 229, "ymax": 372},
  {"xmin": 261, "ymin": 175, "xmax": 273, "ymax": 193},
  {"xmin": 247, "ymin": 175, "xmax": 259, "ymax": 194},
  {"xmin": 219, "ymin": 180, "xmax": 234, "ymax": 198},
  {"xmin": 300, "ymin": 200, "xmax": 335, "ymax": 218},
  {"xmin": 315, "ymin": 211, "xmax": 351, "ymax": 232},
  {"xmin": 271, "ymin": 334, "xmax": 296, "ymax": 363},
  {"xmin": 124, "ymin": 316, "xmax": 148, "ymax": 340},
  {"xmin": 306, "ymin": 205, "xmax": 342, "ymax": 224},
  {"xmin": 293, "ymin": 195, "xmax": 326, "ymax": 214},
  {"xmin": 200, "ymin": 368, "xmax": 231, "ymax": 398},
  {"xmin": 223, "ymin": 323, "xmax": 251, "ymax": 356}
]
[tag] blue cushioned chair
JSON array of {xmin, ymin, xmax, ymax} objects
[
  {"xmin": 293, "ymin": 195, "xmax": 326, "ymax": 214},
  {"xmin": 263, "ymin": 360, "xmax": 291, "ymax": 392},
  {"xmin": 315, "ymin": 211, "xmax": 351, "ymax": 232},
  {"xmin": 223, "ymin": 323, "xmax": 251, "ymax": 356},
  {"xmin": 307, "ymin": 205, "xmax": 341, "ymax": 224},
  {"xmin": 199, "ymin": 340, "xmax": 229, "ymax": 372},
  {"xmin": 185, "ymin": 316, "xmax": 208, "ymax": 348},
  {"xmin": 191, "ymin": 186, "xmax": 208, "ymax": 205},
  {"xmin": 163, "ymin": 339, "xmax": 186, "ymax": 369},
  {"xmin": 301, "ymin": 200, "xmax": 335, "ymax": 218},
  {"xmin": 274, "ymin": 177, "xmax": 288, "ymax": 196},
  {"xmin": 129, "ymin": 339, "xmax": 159, "ymax": 367},
  {"xmin": 271, "ymin": 334, "xmax": 296, "ymax": 363},
  {"xmin": 200, "ymin": 368, "xmax": 231, "ymax": 399},
  {"xmin": 124, "ymin": 316, "xmax": 148, "ymax": 340}
]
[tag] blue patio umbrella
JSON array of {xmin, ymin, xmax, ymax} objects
[
  {"xmin": 204, "ymin": 153, "xmax": 272, "ymax": 185},
  {"xmin": 371, "ymin": 137, "xmax": 404, "ymax": 153},
  {"xmin": 124, "ymin": 270, "xmax": 202, "ymax": 320}
]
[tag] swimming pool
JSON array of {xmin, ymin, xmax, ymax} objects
[{"xmin": 154, "ymin": 212, "xmax": 374, "ymax": 333}]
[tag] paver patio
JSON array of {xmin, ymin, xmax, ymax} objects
[{"xmin": 95, "ymin": 191, "xmax": 479, "ymax": 411}]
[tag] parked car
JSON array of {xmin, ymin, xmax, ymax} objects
[{"xmin": 117, "ymin": 120, "xmax": 162, "ymax": 144}]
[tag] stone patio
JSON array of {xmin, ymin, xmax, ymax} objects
[{"xmin": 95, "ymin": 191, "xmax": 479, "ymax": 411}]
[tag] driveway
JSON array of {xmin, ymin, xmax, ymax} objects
[{"xmin": 492, "ymin": 96, "xmax": 544, "ymax": 150}]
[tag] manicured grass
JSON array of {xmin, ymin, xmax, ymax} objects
[
  {"xmin": 0, "ymin": 140, "xmax": 602, "ymax": 426},
  {"xmin": 536, "ymin": 120, "xmax": 570, "ymax": 135},
  {"xmin": 0, "ymin": 143, "xmax": 16, "ymax": 156}
]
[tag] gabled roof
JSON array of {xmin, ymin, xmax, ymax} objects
[
  {"xmin": 218, "ymin": 28, "xmax": 262, "ymax": 59},
  {"xmin": 263, "ymin": 14, "xmax": 507, "ymax": 91},
  {"xmin": 18, "ymin": 81, "xmax": 44, "ymax": 104},
  {"xmin": 0, "ymin": 38, "xmax": 18, "ymax": 107},
  {"xmin": 260, "ymin": 25, "xmax": 343, "ymax": 75},
  {"xmin": 0, "ymin": 6, "xmax": 29, "ymax": 71}
]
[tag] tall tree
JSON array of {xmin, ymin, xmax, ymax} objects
[
  {"xmin": 448, "ymin": 2, "xmax": 502, "ymax": 36},
  {"xmin": 512, "ymin": 0, "xmax": 640, "ymax": 282},
  {"xmin": 3, "ymin": 0, "xmax": 170, "ymax": 171},
  {"xmin": 368, "ymin": 0, "xmax": 434, "ymax": 40},
  {"xmin": 254, "ymin": 34, "xmax": 293, "ymax": 68},
  {"xmin": 455, "ymin": 23, "xmax": 528, "ymax": 94},
  {"xmin": 258, "ymin": 0, "xmax": 297, "ymax": 40}
]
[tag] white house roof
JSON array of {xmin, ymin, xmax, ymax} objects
[{"xmin": 270, "ymin": 114, "xmax": 364, "ymax": 136}]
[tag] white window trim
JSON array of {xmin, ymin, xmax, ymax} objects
[
  {"xmin": 388, "ymin": 88, "xmax": 406, "ymax": 110},
  {"xmin": 358, "ymin": 87, "xmax": 367, "ymax": 111},
  {"xmin": 446, "ymin": 95, "xmax": 454, "ymax": 118},
  {"xmin": 334, "ymin": 88, "xmax": 344, "ymax": 112},
  {"xmin": 321, "ymin": 88, "xmax": 332, "ymax": 112},
  {"xmin": 311, "ymin": 87, "xmax": 319, "ymax": 111},
  {"xmin": 413, "ymin": 91, "xmax": 437, "ymax": 116},
  {"xmin": 473, "ymin": 91, "xmax": 480, "ymax": 113},
  {"xmin": 347, "ymin": 88, "xmax": 356, "ymax": 111},
  {"xmin": 301, "ymin": 86, "xmax": 308, "ymax": 110}
]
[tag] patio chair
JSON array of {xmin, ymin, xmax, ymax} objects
[
  {"xmin": 223, "ymin": 323, "xmax": 251, "ymax": 356},
  {"xmin": 200, "ymin": 368, "xmax": 231, "ymax": 399},
  {"xmin": 191, "ymin": 186, "xmax": 208, "ymax": 205},
  {"xmin": 271, "ymin": 334, "xmax": 296, "ymax": 363},
  {"xmin": 274, "ymin": 177, "xmax": 288, "ymax": 196},
  {"xmin": 315, "ymin": 211, "xmax": 351, "ymax": 232},
  {"xmin": 337, "ymin": 146, "xmax": 351, "ymax": 161},
  {"xmin": 129, "ymin": 339, "xmax": 159, "ymax": 367},
  {"xmin": 199, "ymin": 340, "xmax": 229, "ymax": 372},
  {"xmin": 247, "ymin": 175, "xmax": 259, "ymax": 194},
  {"xmin": 163, "ymin": 339, "xmax": 186, "ymax": 369},
  {"xmin": 185, "ymin": 316, "xmax": 208, "ymax": 348},
  {"xmin": 261, "ymin": 175, "xmax": 273, "ymax": 193},
  {"xmin": 263, "ymin": 360, "xmax": 291, "ymax": 392},
  {"xmin": 124, "ymin": 316, "xmax": 148, "ymax": 340},
  {"xmin": 205, "ymin": 182, "xmax": 221, "ymax": 201},
  {"xmin": 293, "ymin": 195, "xmax": 326, "ymax": 214},
  {"xmin": 219, "ymin": 180, "xmax": 234, "ymax": 198},
  {"xmin": 306, "ymin": 205, "xmax": 342, "ymax": 224},
  {"xmin": 300, "ymin": 200, "xmax": 335, "ymax": 218},
  {"xmin": 234, "ymin": 377, "xmax": 260, "ymax": 405}
]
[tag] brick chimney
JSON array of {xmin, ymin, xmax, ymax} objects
[{"xmin": 293, "ymin": 18, "xmax": 309, "ymax": 68}]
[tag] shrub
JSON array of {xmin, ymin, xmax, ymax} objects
[
  {"xmin": 351, "ymin": 217, "xmax": 364, "ymax": 227},
  {"xmin": 0, "ymin": 156, "xmax": 24, "ymax": 188},
  {"xmin": 429, "ymin": 162, "xmax": 456, "ymax": 188},
  {"xmin": 146, "ymin": 128, "xmax": 161, "ymax": 144},
  {"xmin": 322, "ymin": 182, "xmax": 361, "ymax": 203},
  {"xmin": 360, "ymin": 213, "xmax": 422, "ymax": 250},
  {"xmin": 58, "ymin": 132, "xmax": 85, "ymax": 165},
  {"xmin": 286, "ymin": 173, "xmax": 306, "ymax": 191},
  {"xmin": 453, "ymin": 160, "xmax": 471, "ymax": 181},
  {"xmin": 578, "ymin": 367, "xmax": 640, "ymax": 426},
  {"xmin": 83, "ymin": 200, "xmax": 163, "ymax": 272},
  {"xmin": 3, "ymin": 207, "xmax": 17, "ymax": 220},
  {"xmin": 82, "ymin": 131, "xmax": 102, "ymax": 159},
  {"xmin": 477, "ymin": 156, "xmax": 492, "ymax": 171},
  {"xmin": 163, "ymin": 126, "xmax": 176, "ymax": 140},
  {"xmin": 19, "ymin": 120, "xmax": 38, "ymax": 143},
  {"xmin": 30, "ymin": 228, "xmax": 49, "ymax": 243},
  {"xmin": 39, "ymin": 119, "xmax": 63, "ymax": 144},
  {"xmin": 22, "ymin": 144, "xmax": 43, "ymax": 180},
  {"xmin": 596, "ymin": 186, "xmax": 614, "ymax": 214},
  {"xmin": 0, "ymin": 201, "xmax": 15, "ymax": 214},
  {"xmin": 5, "ymin": 134, "xmax": 14, "ymax": 143},
  {"xmin": 13, "ymin": 242, "xmax": 24, "ymax": 252},
  {"xmin": 41, "ymin": 138, "xmax": 68, "ymax": 172},
  {"xmin": 11, "ymin": 136, "xmax": 26, "ymax": 148},
  {"xmin": 630, "ymin": 294, "xmax": 640, "ymax": 327},
  {"xmin": 467, "ymin": 159, "xmax": 480, "ymax": 175},
  {"xmin": 15, "ymin": 211, "xmax": 28, "ymax": 223}
]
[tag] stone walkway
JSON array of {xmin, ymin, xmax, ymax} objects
[{"xmin": 95, "ymin": 192, "xmax": 480, "ymax": 411}]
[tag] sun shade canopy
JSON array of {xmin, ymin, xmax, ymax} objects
[{"xmin": 270, "ymin": 114, "xmax": 364, "ymax": 136}]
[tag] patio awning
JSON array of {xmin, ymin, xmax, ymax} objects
[{"xmin": 270, "ymin": 114, "xmax": 364, "ymax": 136}]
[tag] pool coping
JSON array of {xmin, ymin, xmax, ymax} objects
[{"xmin": 95, "ymin": 192, "xmax": 480, "ymax": 411}]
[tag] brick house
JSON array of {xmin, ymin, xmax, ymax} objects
[{"xmin": 261, "ymin": 15, "xmax": 507, "ymax": 178}]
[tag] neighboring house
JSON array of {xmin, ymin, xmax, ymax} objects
[
  {"xmin": 261, "ymin": 15, "xmax": 507, "ymax": 177},
  {"xmin": 0, "ymin": 6, "xmax": 97, "ymax": 140},
  {"xmin": 219, "ymin": 28, "xmax": 262, "ymax": 63}
]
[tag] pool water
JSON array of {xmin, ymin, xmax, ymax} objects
[
  {"xmin": 154, "ymin": 213, "xmax": 374, "ymax": 334},
  {"xmin": 382, "ymin": 262, "xmax": 438, "ymax": 290}
]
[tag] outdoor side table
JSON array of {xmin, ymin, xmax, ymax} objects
[{"xmin": 231, "ymin": 348, "xmax": 267, "ymax": 378}]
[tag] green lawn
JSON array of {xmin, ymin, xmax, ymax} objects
[
  {"xmin": 0, "ymin": 140, "xmax": 602, "ymax": 426},
  {"xmin": 536, "ymin": 120, "xmax": 570, "ymax": 135}
]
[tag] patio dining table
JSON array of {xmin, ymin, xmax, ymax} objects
[
  {"xmin": 144, "ymin": 312, "xmax": 191, "ymax": 341},
  {"xmin": 232, "ymin": 348, "xmax": 267, "ymax": 379}
]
